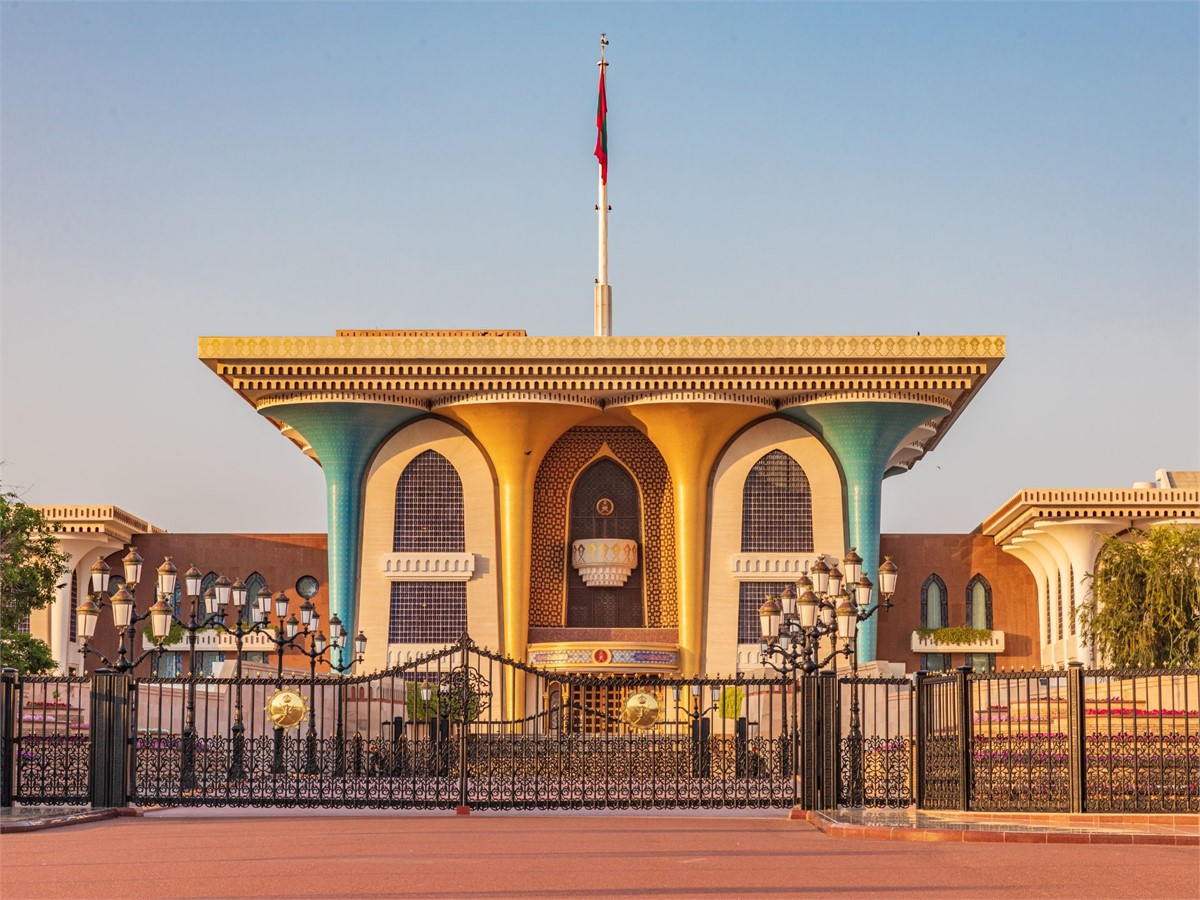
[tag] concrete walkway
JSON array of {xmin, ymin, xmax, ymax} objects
[{"xmin": 2, "ymin": 808, "xmax": 1198, "ymax": 899}]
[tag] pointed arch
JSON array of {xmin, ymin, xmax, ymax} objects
[
  {"xmin": 566, "ymin": 456, "xmax": 644, "ymax": 628},
  {"xmin": 966, "ymin": 574, "xmax": 993, "ymax": 629},
  {"xmin": 920, "ymin": 574, "xmax": 951, "ymax": 671},
  {"xmin": 393, "ymin": 450, "xmax": 465, "ymax": 553},
  {"xmin": 740, "ymin": 449, "xmax": 813, "ymax": 553}
]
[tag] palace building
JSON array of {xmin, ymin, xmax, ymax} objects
[{"xmin": 192, "ymin": 329, "xmax": 1008, "ymax": 678}]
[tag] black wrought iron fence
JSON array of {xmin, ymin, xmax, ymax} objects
[
  {"xmin": 2, "ymin": 654, "xmax": 1195, "ymax": 814},
  {"xmin": 838, "ymin": 675, "xmax": 914, "ymax": 808},
  {"xmin": 3, "ymin": 673, "xmax": 91, "ymax": 806},
  {"xmin": 917, "ymin": 665, "xmax": 1199, "ymax": 814}
]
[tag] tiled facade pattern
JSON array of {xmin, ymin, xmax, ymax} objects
[
  {"xmin": 526, "ymin": 647, "xmax": 679, "ymax": 667},
  {"xmin": 530, "ymin": 427, "xmax": 676, "ymax": 628}
]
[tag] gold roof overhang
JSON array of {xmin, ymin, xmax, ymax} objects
[{"xmin": 199, "ymin": 333, "xmax": 1005, "ymax": 474}]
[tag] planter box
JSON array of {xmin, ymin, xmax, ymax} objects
[{"xmin": 912, "ymin": 630, "xmax": 1005, "ymax": 653}]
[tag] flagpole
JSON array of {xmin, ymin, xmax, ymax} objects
[{"xmin": 594, "ymin": 34, "xmax": 612, "ymax": 337}]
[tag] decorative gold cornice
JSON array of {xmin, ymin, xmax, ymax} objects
[
  {"xmin": 257, "ymin": 392, "xmax": 430, "ymax": 412},
  {"xmin": 200, "ymin": 332, "xmax": 1005, "ymax": 477},
  {"xmin": 433, "ymin": 391, "xmax": 603, "ymax": 409},
  {"xmin": 609, "ymin": 391, "xmax": 774, "ymax": 409},
  {"xmin": 779, "ymin": 390, "xmax": 953, "ymax": 410},
  {"xmin": 199, "ymin": 334, "xmax": 1005, "ymax": 362}
]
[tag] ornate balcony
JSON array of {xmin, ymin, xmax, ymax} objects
[{"xmin": 571, "ymin": 538, "xmax": 638, "ymax": 587}]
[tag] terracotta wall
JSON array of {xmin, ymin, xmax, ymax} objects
[
  {"xmin": 876, "ymin": 533, "xmax": 1040, "ymax": 670},
  {"xmin": 83, "ymin": 533, "xmax": 328, "ymax": 676}
]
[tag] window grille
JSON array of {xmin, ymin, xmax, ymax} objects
[
  {"xmin": 69, "ymin": 572, "xmax": 78, "ymax": 642},
  {"xmin": 393, "ymin": 451, "xmax": 465, "ymax": 553},
  {"xmin": 389, "ymin": 582, "xmax": 466, "ymax": 644},
  {"xmin": 1055, "ymin": 574, "xmax": 1063, "ymax": 643},
  {"xmin": 740, "ymin": 450, "xmax": 813, "ymax": 553},
  {"xmin": 738, "ymin": 582, "xmax": 795, "ymax": 643}
]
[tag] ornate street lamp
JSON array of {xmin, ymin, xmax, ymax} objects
[
  {"xmin": 756, "ymin": 551, "xmax": 900, "ymax": 801},
  {"xmin": 77, "ymin": 551, "xmax": 173, "ymax": 673}
]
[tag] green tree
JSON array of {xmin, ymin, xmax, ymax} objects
[
  {"xmin": 1081, "ymin": 525, "xmax": 1200, "ymax": 667},
  {"xmin": 0, "ymin": 490, "xmax": 69, "ymax": 673}
]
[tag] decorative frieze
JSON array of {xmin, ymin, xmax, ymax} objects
[
  {"xmin": 381, "ymin": 552, "xmax": 476, "ymax": 582},
  {"xmin": 730, "ymin": 553, "xmax": 825, "ymax": 580}
]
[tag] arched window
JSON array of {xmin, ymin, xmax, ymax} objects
[
  {"xmin": 966, "ymin": 574, "xmax": 995, "ymax": 672},
  {"xmin": 394, "ymin": 451, "xmax": 465, "ymax": 553},
  {"xmin": 921, "ymin": 575, "xmax": 948, "ymax": 629},
  {"xmin": 966, "ymin": 575, "xmax": 993, "ymax": 629},
  {"xmin": 920, "ymin": 574, "xmax": 950, "ymax": 672},
  {"xmin": 566, "ymin": 458, "xmax": 644, "ymax": 628},
  {"xmin": 390, "ymin": 451, "xmax": 467, "ymax": 644},
  {"xmin": 740, "ymin": 450, "xmax": 813, "ymax": 552},
  {"xmin": 243, "ymin": 572, "xmax": 267, "ymax": 624},
  {"xmin": 200, "ymin": 572, "xmax": 218, "ymax": 608}
]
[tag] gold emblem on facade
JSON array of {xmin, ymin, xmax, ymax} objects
[
  {"xmin": 622, "ymin": 691, "xmax": 661, "ymax": 729},
  {"xmin": 265, "ymin": 688, "xmax": 308, "ymax": 729},
  {"xmin": 595, "ymin": 497, "xmax": 615, "ymax": 516}
]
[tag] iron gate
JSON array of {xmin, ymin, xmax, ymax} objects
[{"xmin": 125, "ymin": 638, "xmax": 811, "ymax": 810}]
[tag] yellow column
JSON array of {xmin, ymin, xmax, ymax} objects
[
  {"xmin": 619, "ymin": 403, "xmax": 765, "ymax": 675},
  {"xmin": 440, "ymin": 401, "xmax": 595, "ymax": 719}
]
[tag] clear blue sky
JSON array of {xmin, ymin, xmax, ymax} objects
[{"xmin": 2, "ymin": 2, "xmax": 1196, "ymax": 535}]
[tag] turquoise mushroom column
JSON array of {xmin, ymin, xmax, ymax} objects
[
  {"xmin": 780, "ymin": 401, "xmax": 944, "ymax": 662},
  {"xmin": 258, "ymin": 402, "xmax": 426, "ymax": 645}
]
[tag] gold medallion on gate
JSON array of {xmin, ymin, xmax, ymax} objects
[
  {"xmin": 622, "ymin": 691, "xmax": 661, "ymax": 729},
  {"xmin": 265, "ymin": 688, "xmax": 308, "ymax": 729}
]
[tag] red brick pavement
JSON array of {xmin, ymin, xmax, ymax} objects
[{"xmin": 1, "ymin": 811, "xmax": 1197, "ymax": 899}]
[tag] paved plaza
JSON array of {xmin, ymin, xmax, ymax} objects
[{"xmin": 2, "ymin": 809, "xmax": 1198, "ymax": 899}]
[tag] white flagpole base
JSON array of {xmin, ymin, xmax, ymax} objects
[{"xmin": 594, "ymin": 284, "xmax": 612, "ymax": 337}]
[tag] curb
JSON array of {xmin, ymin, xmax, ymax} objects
[
  {"xmin": 800, "ymin": 810, "xmax": 1200, "ymax": 847},
  {"xmin": 1, "ymin": 808, "xmax": 119, "ymax": 834}
]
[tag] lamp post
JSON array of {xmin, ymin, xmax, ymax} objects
[
  {"xmin": 673, "ymin": 683, "xmax": 721, "ymax": 778},
  {"xmin": 76, "ymin": 551, "xmax": 175, "ymax": 673},
  {"xmin": 155, "ymin": 559, "xmax": 276, "ymax": 781},
  {"xmin": 756, "ymin": 550, "xmax": 899, "ymax": 806},
  {"xmin": 293, "ymin": 615, "xmax": 367, "ymax": 775},
  {"xmin": 261, "ymin": 591, "xmax": 302, "ymax": 774}
]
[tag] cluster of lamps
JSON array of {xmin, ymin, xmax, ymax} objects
[
  {"xmin": 757, "ymin": 549, "xmax": 899, "ymax": 676},
  {"xmin": 75, "ymin": 551, "xmax": 366, "ymax": 674}
]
